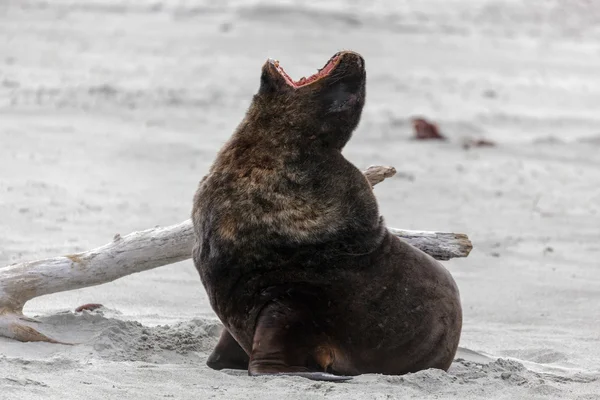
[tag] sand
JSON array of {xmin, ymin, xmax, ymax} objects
[{"xmin": 1, "ymin": 0, "xmax": 600, "ymax": 399}]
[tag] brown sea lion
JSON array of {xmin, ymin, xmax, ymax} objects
[{"xmin": 191, "ymin": 51, "xmax": 462, "ymax": 382}]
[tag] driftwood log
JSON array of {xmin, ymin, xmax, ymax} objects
[{"xmin": 0, "ymin": 166, "xmax": 472, "ymax": 344}]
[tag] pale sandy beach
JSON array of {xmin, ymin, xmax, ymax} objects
[{"xmin": 1, "ymin": 1, "xmax": 600, "ymax": 399}]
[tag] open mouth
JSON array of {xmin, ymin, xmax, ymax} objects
[{"xmin": 269, "ymin": 52, "xmax": 343, "ymax": 89}]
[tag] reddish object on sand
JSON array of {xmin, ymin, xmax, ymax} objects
[
  {"xmin": 412, "ymin": 118, "xmax": 446, "ymax": 140},
  {"xmin": 462, "ymin": 138, "xmax": 496, "ymax": 150},
  {"xmin": 75, "ymin": 303, "xmax": 104, "ymax": 312}
]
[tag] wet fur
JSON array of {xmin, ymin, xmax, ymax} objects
[{"xmin": 192, "ymin": 52, "xmax": 462, "ymax": 379}]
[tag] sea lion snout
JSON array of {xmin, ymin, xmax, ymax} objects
[{"xmin": 332, "ymin": 51, "xmax": 365, "ymax": 75}]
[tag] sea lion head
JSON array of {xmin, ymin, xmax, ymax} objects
[{"xmin": 251, "ymin": 51, "xmax": 366, "ymax": 150}]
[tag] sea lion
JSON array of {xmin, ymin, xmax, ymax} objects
[{"xmin": 191, "ymin": 51, "xmax": 462, "ymax": 381}]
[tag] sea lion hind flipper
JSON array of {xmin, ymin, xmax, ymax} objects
[
  {"xmin": 249, "ymin": 371, "xmax": 352, "ymax": 382},
  {"xmin": 206, "ymin": 329, "xmax": 250, "ymax": 371},
  {"xmin": 248, "ymin": 298, "xmax": 346, "ymax": 381}
]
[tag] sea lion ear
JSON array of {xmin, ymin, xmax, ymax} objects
[{"xmin": 259, "ymin": 60, "xmax": 288, "ymax": 94}]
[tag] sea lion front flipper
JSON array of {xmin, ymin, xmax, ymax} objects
[
  {"xmin": 207, "ymin": 329, "xmax": 250, "ymax": 371},
  {"xmin": 248, "ymin": 298, "xmax": 351, "ymax": 382}
]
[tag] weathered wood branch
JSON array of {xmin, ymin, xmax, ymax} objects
[
  {"xmin": 387, "ymin": 228, "xmax": 472, "ymax": 261},
  {"xmin": 363, "ymin": 165, "xmax": 397, "ymax": 187},
  {"xmin": 0, "ymin": 166, "xmax": 472, "ymax": 343}
]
